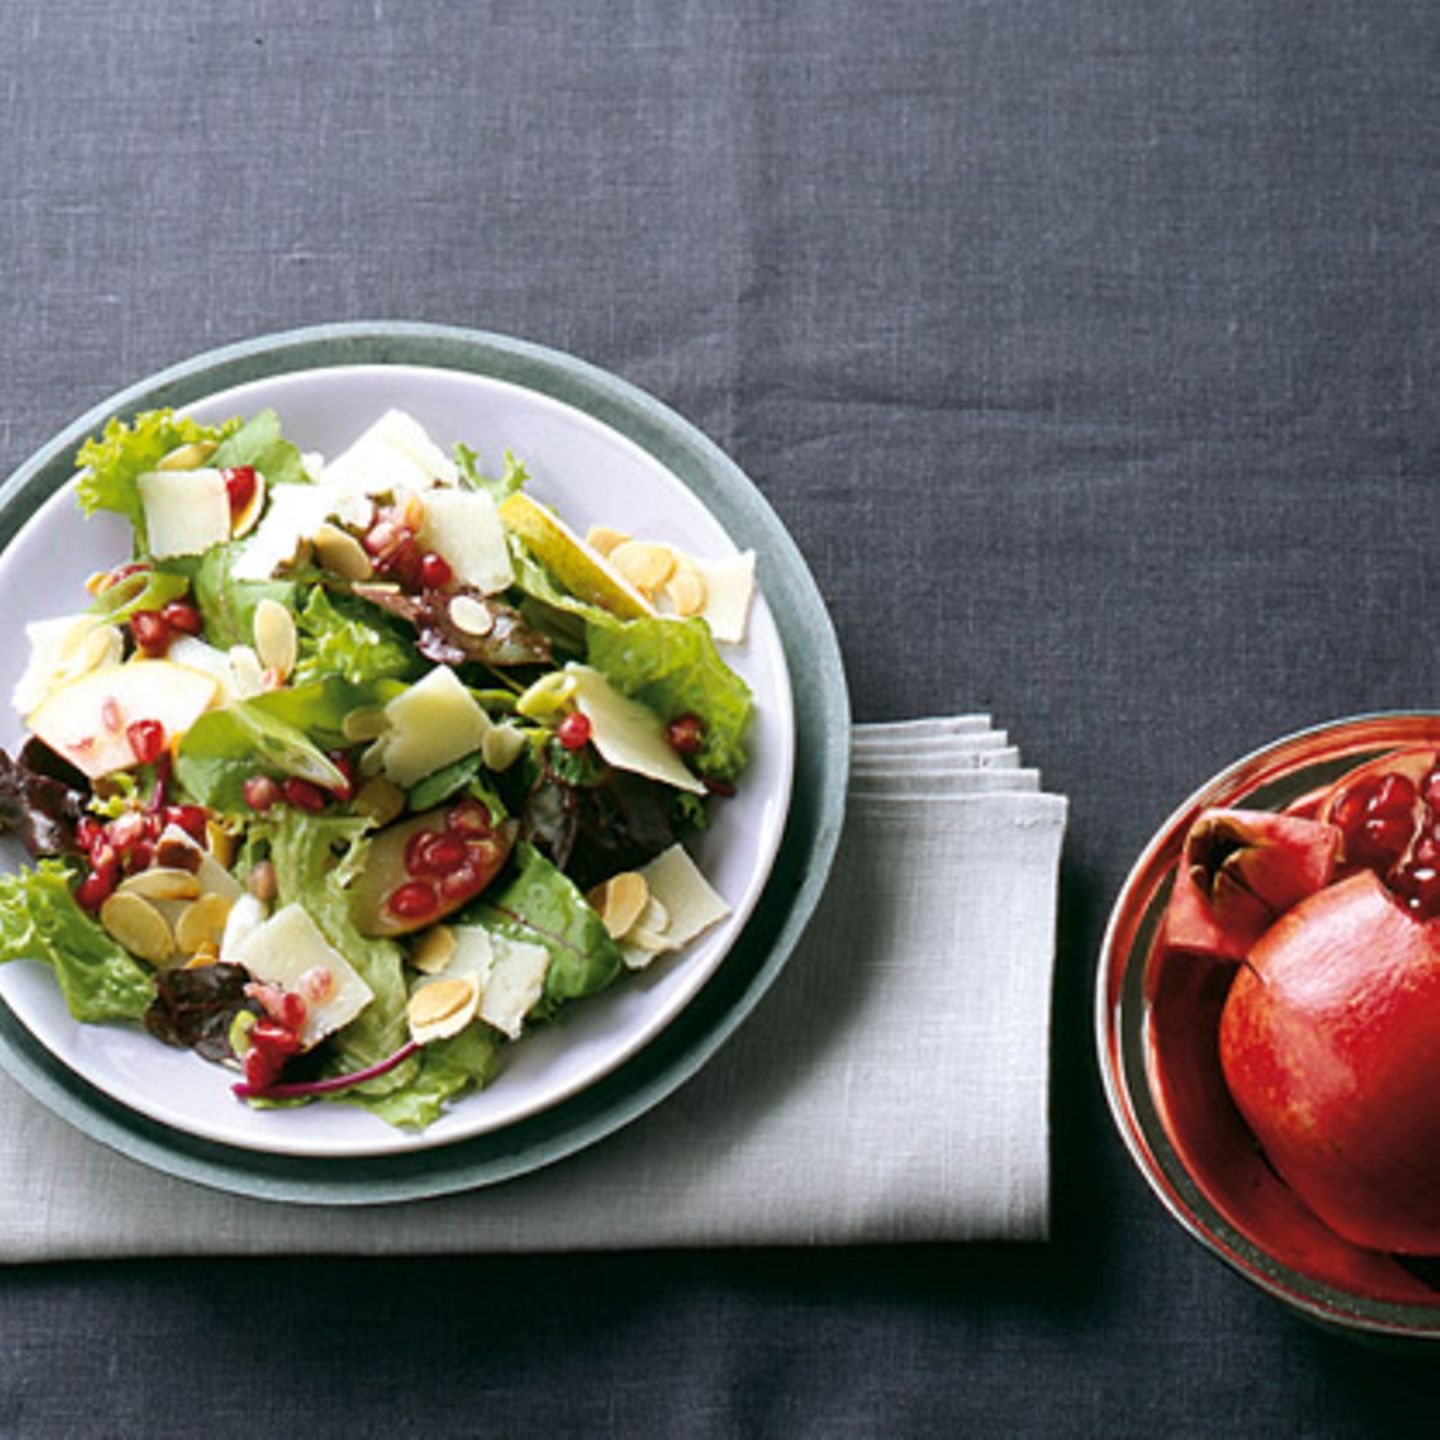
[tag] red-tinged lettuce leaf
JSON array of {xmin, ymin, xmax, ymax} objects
[
  {"xmin": 472, "ymin": 842, "xmax": 623, "ymax": 1013},
  {"xmin": 0, "ymin": 745, "xmax": 88, "ymax": 858},
  {"xmin": 146, "ymin": 962, "xmax": 260, "ymax": 1062},
  {"xmin": 352, "ymin": 583, "xmax": 552, "ymax": 669}
]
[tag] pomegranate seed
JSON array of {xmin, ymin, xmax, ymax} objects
[
  {"xmin": 243, "ymin": 1046, "xmax": 280, "ymax": 1091},
  {"xmin": 161, "ymin": 600, "xmax": 203, "ymax": 636},
  {"xmin": 300, "ymin": 966, "xmax": 335, "ymax": 1004},
  {"xmin": 417, "ymin": 551, "xmax": 453, "ymax": 589},
  {"xmin": 278, "ymin": 992, "xmax": 308, "ymax": 1032},
  {"xmin": 1362, "ymin": 814, "xmax": 1412, "ymax": 857},
  {"xmin": 1416, "ymin": 837, "xmax": 1440, "ymax": 868},
  {"xmin": 387, "ymin": 538, "xmax": 424, "ymax": 590},
  {"xmin": 131, "ymin": 609, "xmax": 171, "ymax": 656},
  {"xmin": 326, "ymin": 750, "xmax": 356, "ymax": 803},
  {"xmin": 363, "ymin": 516, "xmax": 410, "ymax": 558},
  {"xmin": 163, "ymin": 804, "xmax": 209, "ymax": 841},
  {"xmin": 107, "ymin": 811, "xmax": 147, "ymax": 851},
  {"xmin": 125, "ymin": 839, "xmax": 155, "ymax": 875},
  {"xmin": 421, "ymin": 833, "xmax": 470, "ymax": 876},
  {"xmin": 404, "ymin": 829, "xmax": 445, "ymax": 877},
  {"xmin": 666, "ymin": 713, "xmax": 705, "ymax": 756},
  {"xmin": 557, "ymin": 712, "xmax": 592, "ymax": 751},
  {"xmin": 126, "ymin": 718, "xmax": 167, "ymax": 765},
  {"xmin": 1333, "ymin": 788, "xmax": 1369, "ymax": 835},
  {"xmin": 1368, "ymin": 774, "xmax": 1417, "ymax": 819},
  {"xmin": 223, "ymin": 466, "xmax": 257, "ymax": 514},
  {"xmin": 283, "ymin": 778, "xmax": 328, "ymax": 812},
  {"xmin": 1425, "ymin": 770, "xmax": 1440, "ymax": 812},
  {"xmin": 96, "ymin": 561, "xmax": 148, "ymax": 594},
  {"xmin": 75, "ymin": 863, "xmax": 118, "ymax": 912},
  {"xmin": 447, "ymin": 798, "xmax": 493, "ymax": 836},
  {"xmin": 1397, "ymin": 864, "xmax": 1440, "ymax": 918},
  {"xmin": 243, "ymin": 774, "xmax": 282, "ymax": 813},
  {"xmin": 703, "ymin": 775, "xmax": 736, "ymax": 797},
  {"xmin": 88, "ymin": 838, "xmax": 119, "ymax": 874},
  {"xmin": 75, "ymin": 816, "xmax": 104, "ymax": 851},
  {"xmin": 387, "ymin": 879, "xmax": 439, "ymax": 921},
  {"xmin": 438, "ymin": 862, "xmax": 481, "ymax": 904}
]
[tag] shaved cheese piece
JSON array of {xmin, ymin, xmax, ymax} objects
[
  {"xmin": 478, "ymin": 935, "xmax": 550, "ymax": 1039},
  {"xmin": 12, "ymin": 614, "xmax": 123, "ymax": 716},
  {"xmin": 442, "ymin": 926, "xmax": 498, "ymax": 985},
  {"xmin": 138, "ymin": 469, "xmax": 232, "ymax": 558},
  {"xmin": 379, "ymin": 665, "xmax": 491, "ymax": 787},
  {"xmin": 228, "ymin": 902, "xmax": 373, "ymax": 1048},
  {"xmin": 322, "ymin": 409, "xmax": 456, "ymax": 497},
  {"xmin": 565, "ymin": 664, "xmax": 706, "ymax": 795},
  {"xmin": 417, "ymin": 488, "xmax": 514, "ymax": 594},
  {"xmin": 691, "ymin": 551, "xmax": 756, "ymax": 644},
  {"xmin": 620, "ymin": 844, "xmax": 731, "ymax": 969},
  {"xmin": 231, "ymin": 483, "xmax": 331, "ymax": 581}
]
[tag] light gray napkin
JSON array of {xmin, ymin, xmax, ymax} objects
[{"xmin": 0, "ymin": 717, "xmax": 1065, "ymax": 1258}]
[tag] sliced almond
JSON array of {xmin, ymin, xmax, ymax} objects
[
  {"xmin": 448, "ymin": 595, "xmax": 495, "ymax": 637},
  {"xmin": 342, "ymin": 706, "xmax": 388, "ymax": 743},
  {"xmin": 585, "ymin": 525, "xmax": 630, "ymax": 558},
  {"xmin": 184, "ymin": 942, "xmax": 220, "ymax": 969},
  {"xmin": 481, "ymin": 723, "xmax": 527, "ymax": 773},
  {"xmin": 666, "ymin": 559, "xmax": 707, "ymax": 617},
  {"xmin": 610, "ymin": 540, "xmax": 676, "ymax": 594},
  {"xmin": 407, "ymin": 975, "xmax": 479, "ymax": 1043},
  {"xmin": 253, "ymin": 599, "xmax": 298, "ymax": 680},
  {"xmin": 231, "ymin": 472, "xmax": 268, "ymax": 538},
  {"xmin": 314, "ymin": 522, "xmax": 374, "ymax": 581},
  {"xmin": 638, "ymin": 895, "xmax": 671, "ymax": 936},
  {"xmin": 410, "ymin": 924, "xmax": 457, "ymax": 975},
  {"xmin": 156, "ymin": 440, "xmax": 218, "ymax": 472},
  {"xmin": 227, "ymin": 645, "xmax": 265, "ymax": 699},
  {"xmin": 175, "ymin": 893, "xmax": 235, "ymax": 956},
  {"xmin": 99, "ymin": 892, "xmax": 175, "ymax": 965},
  {"xmin": 354, "ymin": 774, "xmax": 405, "ymax": 826},
  {"xmin": 588, "ymin": 871, "xmax": 650, "ymax": 940},
  {"xmin": 117, "ymin": 867, "xmax": 202, "ymax": 903}
]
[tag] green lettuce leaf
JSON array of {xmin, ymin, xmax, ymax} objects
[
  {"xmin": 74, "ymin": 409, "xmax": 241, "ymax": 548},
  {"xmin": 174, "ymin": 700, "xmax": 346, "ymax": 809},
  {"xmin": 585, "ymin": 615, "xmax": 751, "ymax": 781},
  {"xmin": 293, "ymin": 587, "xmax": 420, "ymax": 687},
  {"xmin": 0, "ymin": 860, "xmax": 152, "ymax": 1022},
  {"xmin": 249, "ymin": 676, "xmax": 405, "ymax": 747},
  {"xmin": 259, "ymin": 811, "xmax": 414, "ymax": 1095},
  {"xmin": 209, "ymin": 408, "xmax": 309, "ymax": 487},
  {"xmin": 348, "ymin": 1025, "xmax": 498, "ymax": 1129},
  {"xmin": 184, "ymin": 542, "xmax": 296, "ymax": 649},
  {"xmin": 474, "ymin": 842, "xmax": 622, "ymax": 1013},
  {"xmin": 454, "ymin": 443, "xmax": 529, "ymax": 501}
]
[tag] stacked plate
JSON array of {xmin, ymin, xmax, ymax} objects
[{"xmin": 0, "ymin": 325, "xmax": 849, "ymax": 1205}]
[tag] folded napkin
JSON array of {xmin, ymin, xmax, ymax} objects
[{"xmin": 0, "ymin": 717, "xmax": 1065, "ymax": 1259}]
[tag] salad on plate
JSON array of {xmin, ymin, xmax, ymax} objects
[{"xmin": 0, "ymin": 406, "xmax": 758, "ymax": 1131}]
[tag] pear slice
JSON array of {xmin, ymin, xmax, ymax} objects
[
  {"xmin": 497, "ymin": 493, "xmax": 655, "ymax": 620},
  {"xmin": 28, "ymin": 659, "xmax": 221, "ymax": 779}
]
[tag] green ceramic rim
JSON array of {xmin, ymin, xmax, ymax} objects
[{"xmin": 0, "ymin": 322, "xmax": 850, "ymax": 1204}]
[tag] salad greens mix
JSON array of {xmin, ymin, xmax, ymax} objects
[{"xmin": 0, "ymin": 407, "xmax": 757, "ymax": 1129}]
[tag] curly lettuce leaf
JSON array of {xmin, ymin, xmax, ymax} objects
[
  {"xmin": 209, "ymin": 408, "xmax": 309, "ymax": 488},
  {"xmin": 0, "ymin": 860, "xmax": 152, "ymax": 1022},
  {"xmin": 259, "ymin": 810, "xmax": 414, "ymax": 1095},
  {"xmin": 455, "ymin": 443, "xmax": 529, "ymax": 502},
  {"xmin": 74, "ymin": 410, "xmax": 241, "ymax": 548},
  {"xmin": 294, "ymin": 586, "xmax": 422, "ymax": 687},
  {"xmin": 585, "ymin": 616, "xmax": 751, "ymax": 782},
  {"xmin": 348, "ymin": 1025, "xmax": 498, "ymax": 1129},
  {"xmin": 473, "ymin": 842, "xmax": 622, "ymax": 1013}
]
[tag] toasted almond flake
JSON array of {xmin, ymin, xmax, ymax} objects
[
  {"xmin": 666, "ymin": 560, "xmax": 707, "ymax": 617},
  {"xmin": 407, "ymin": 976, "xmax": 479, "ymax": 1041},
  {"xmin": 585, "ymin": 525, "xmax": 630, "ymax": 558},
  {"xmin": 481, "ymin": 723, "xmax": 527, "ymax": 773},
  {"xmin": 253, "ymin": 599, "xmax": 297, "ymax": 680},
  {"xmin": 610, "ymin": 540, "xmax": 676, "ymax": 594},
  {"xmin": 175, "ymin": 893, "xmax": 235, "ymax": 955},
  {"xmin": 342, "ymin": 706, "xmax": 388, "ymax": 742},
  {"xmin": 100, "ymin": 892, "xmax": 175, "ymax": 965},
  {"xmin": 227, "ymin": 645, "xmax": 265, "ymax": 699},
  {"xmin": 117, "ymin": 867, "xmax": 202, "ymax": 902},
  {"xmin": 354, "ymin": 774, "xmax": 406, "ymax": 826},
  {"xmin": 588, "ymin": 871, "xmax": 650, "ymax": 939},
  {"xmin": 314, "ymin": 522, "xmax": 374, "ymax": 581},
  {"xmin": 156, "ymin": 440, "xmax": 218, "ymax": 472},
  {"xmin": 183, "ymin": 943, "xmax": 220, "ymax": 969},
  {"xmin": 410, "ymin": 924, "xmax": 457, "ymax": 975},
  {"xmin": 230, "ymin": 472, "xmax": 268, "ymax": 538},
  {"xmin": 448, "ymin": 595, "xmax": 495, "ymax": 637}
]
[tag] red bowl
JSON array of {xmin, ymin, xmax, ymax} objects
[{"xmin": 1097, "ymin": 713, "xmax": 1440, "ymax": 1341}]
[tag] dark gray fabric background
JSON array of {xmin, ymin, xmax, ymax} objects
[{"xmin": 3, "ymin": 0, "xmax": 1439, "ymax": 1433}]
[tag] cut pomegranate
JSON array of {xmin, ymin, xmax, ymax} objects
[
  {"xmin": 130, "ymin": 609, "xmax": 171, "ymax": 657},
  {"xmin": 557, "ymin": 712, "xmax": 592, "ymax": 751},
  {"xmin": 325, "ymin": 750, "xmax": 356, "ymax": 803},
  {"xmin": 282, "ymin": 778, "xmax": 328, "ymax": 813},
  {"xmin": 417, "ymin": 551, "xmax": 453, "ymax": 589},
  {"xmin": 125, "ymin": 718, "xmax": 166, "ymax": 765}
]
